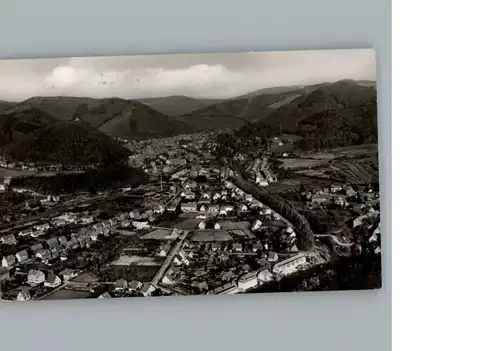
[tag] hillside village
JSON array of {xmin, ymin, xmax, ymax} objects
[{"xmin": 0, "ymin": 79, "xmax": 381, "ymax": 301}]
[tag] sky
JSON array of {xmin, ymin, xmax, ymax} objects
[{"xmin": 0, "ymin": 49, "xmax": 376, "ymax": 101}]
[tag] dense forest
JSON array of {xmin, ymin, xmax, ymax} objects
[
  {"xmin": 2, "ymin": 121, "xmax": 132, "ymax": 165},
  {"xmin": 9, "ymin": 165, "xmax": 148, "ymax": 194},
  {"xmin": 249, "ymin": 253, "xmax": 381, "ymax": 293}
]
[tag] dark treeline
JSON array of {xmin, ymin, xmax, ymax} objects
[
  {"xmin": 9, "ymin": 165, "xmax": 148, "ymax": 195},
  {"xmin": 295, "ymin": 101, "xmax": 378, "ymax": 152},
  {"xmin": 249, "ymin": 253, "xmax": 381, "ymax": 293},
  {"xmin": 227, "ymin": 163, "xmax": 314, "ymax": 252}
]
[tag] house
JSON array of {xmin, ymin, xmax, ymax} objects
[
  {"xmin": 267, "ymin": 251, "xmax": 279, "ymax": 262},
  {"xmin": 220, "ymin": 204, "xmax": 234, "ymax": 212},
  {"xmin": 15, "ymin": 250, "xmax": 29, "ymax": 263},
  {"xmin": 239, "ymin": 204, "xmax": 248, "ymax": 212},
  {"xmin": 27, "ymin": 269, "xmax": 46, "ymax": 286},
  {"xmin": 17, "ymin": 287, "xmax": 31, "ymax": 301},
  {"xmin": 0, "ymin": 234, "xmax": 17, "ymax": 245},
  {"xmin": 353, "ymin": 215, "xmax": 367, "ymax": 228},
  {"xmin": 211, "ymin": 242, "xmax": 222, "ymax": 252},
  {"xmin": 257, "ymin": 269, "xmax": 274, "ymax": 283},
  {"xmin": 181, "ymin": 202, "xmax": 197, "ymax": 213},
  {"xmin": 46, "ymin": 237, "xmax": 59, "ymax": 249},
  {"xmin": 132, "ymin": 221, "xmax": 150, "ymax": 230},
  {"xmin": 214, "ymin": 222, "xmax": 221, "ymax": 230},
  {"xmin": 221, "ymin": 270, "xmax": 235, "ymax": 281},
  {"xmin": 272, "ymin": 253, "xmax": 307, "ymax": 275},
  {"xmin": 129, "ymin": 281, "xmax": 143, "ymax": 291},
  {"xmin": 89, "ymin": 232, "xmax": 99, "ymax": 241},
  {"xmin": 140, "ymin": 283, "xmax": 155, "ymax": 297},
  {"xmin": 2, "ymin": 255, "xmax": 16, "ymax": 267},
  {"xmin": 333, "ymin": 195, "xmax": 348, "ymax": 207},
  {"xmin": 66, "ymin": 239, "xmax": 80, "ymax": 249},
  {"xmin": 0, "ymin": 267, "xmax": 10, "ymax": 282},
  {"xmin": 184, "ymin": 191, "xmax": 196, "ymax": 200},
  {"xmin": 237, "ymin": 271, "xmax": 259, "ymax": 291},
  {"xmin": 60, "ymin": 269, "xmax": 77, "ymax": 281},
  {"xmin": 19, "ymin": 229, "xmax": 33, "ymax": 237},
  {"xmin": 158, "ymin": 242, "xmax": 172, "ymax": 257},
  {"xmin": 102, "ymin": 219, "xmax": 113, "ymax": 228},
  {"xmin": 212, "ymin": 192, "xmax": 221, "ymax": 200},
  {"xmin": 59, "ymin": 249, "xmax": 68, "ymax": 261},
  {"xmin": 289, "ymin": 244, "xmax": 299, "ymax": 253},
  {"xmin": 154, "ymin": 205, "xmax": 165, "ymax": 214},
  {"xmin": 30, "ymin": 243, "xmax": 43, "ymax": 253},
  {"xmin": 199, "ymin": 204, "xmax": 207, "ymax": 212},
  {"xmin": 35, "ymin": 223, "xmax": 51, "ymax": 231},
  {"xmin": 52, "ymin": 219, "xmax": 66, "ymax": 227},
  {"xmin": 311, "ymin": 194, "xmax": 330, "ymax": 204},
  {"xmin": 208, "ymin": 204, "xmax": 220, "ymax": 213},
  {"xmin": 232, "ymin": 243, "xmax": 243, "ymax": 252},
  {"xmin": 208, "ymin": 282, "xmax": 239, "ymax": 295},
  {"xmin": 115, "ymin": 279, "xmax": 128, "ymax": 291},
  {"xmin": 168, "ymin": 158, "xmax": 187, "ymax": 166},
  {"xmin": 50, "ymin": 246, "xmax": 60, "ymax": 258},
  {"xmin": 259, "ymin": 179, "xmax": 269, "ymax": 187},
  {"xmin": 186, "ymin": 180, "xmax": 198, "ymax": 189},
  {"xmin": 330, "ymin": 184, "xmax": 343, "ymax": 192},
  {"xmin": 260, "ymin": 208, "xmax": 273, "ymax": 216},
  {"xmin": 252, "ymin": 219, "xmax": 262, "ymax": 231},
  {"xmin": 129, "ymin": 210, "xmax": 141, "ymax": 219},
  {"xmin": 252, "ymin": 242, "xmax": 263, "ymax": 252},
  {"xmin": 30, "ymin": 230, "xmax": 44, "ymax": 238},
  {"xmin": 201, "ymin": 192, "xmax": 211, "ymax": 200},
  {"xmin": 344, "ymin": 186, "xmax": 357, "ymax": 198},
  {"xmin": 58, "ymin": 236, "xmax": 68, "ymax": 245},
  {"xmin": 198, "ymin": 221, "xmax": 207, "ymax": 230},
  {"xmin": 36, "ymin": 249, "xmax": 52, "ymax": 261},
  {"xmin": 161, "ymin": 274, "xmax": 175, "ymax": 285},
  {"xmin": 76, "ymin": 236, "xmax": 87, "ymax": 247},
  {"xmin": 44, "ymin": 272, "xmax": 62, "ymax": 288},
  {"xmin": 98, "ymin": 292, "xmax": 112, "ymax": 299}
]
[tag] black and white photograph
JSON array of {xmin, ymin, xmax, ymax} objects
[{"xmin": 0, "ymin": 48, "xmax": 381, "ymax": 302}]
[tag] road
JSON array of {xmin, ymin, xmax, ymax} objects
[
  {"xmin": 151, "ymin": 230, "xmax": 188, "ymax": 288},
  {"xmin": 36, "ymin": 282, "xmax": 69, "ymax": 300},
  {"xmin": 314, "ymin": 234, "xmax": 353, "ymax": 247}
]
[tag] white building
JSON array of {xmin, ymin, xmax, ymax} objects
[
  {"xmin": 272, "ymin": 253, "xmax": 307, "ymax": 275},
  {"xmin": 181, "ymin": 202, "xmax": 198, "ymax": 213},
  {"xmin": 257, "ymin": 269, "xmax": 274, "ymax": 283},
  {"xmin": 44, "ymin": 273, "xmax": 62, "ymax": 288},
  {"xmin": 132, "ymin": 221, "xmax": 151, "ymax": 230},
  {"xmin": 2, "ymin": 255, "xmax": 15, "ymax": 267},
  {"xmin": 237, "ymin": 271, "xmax": 259, "ymax": 291},
  {"xmin": 27, "ymin": 269, "xmax": 46, "ymax": 286},
  {"xmin": 17, "ymin": 287, "xmax": 31, "ymax": 301},
  {"xmin": 252, "ymin": 219, "xmax": 262, "ymax": 231}
]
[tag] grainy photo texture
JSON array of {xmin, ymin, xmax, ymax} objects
[{"xmin": 0, "ymin": 49, "xmax": 381, "ymax": 301}]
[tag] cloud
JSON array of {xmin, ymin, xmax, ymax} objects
[{"xmin": 0, "ymin": 49, "xmax": 376, "ymax": 101}]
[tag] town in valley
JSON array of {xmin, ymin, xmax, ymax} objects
[{"xmin": 0, "ymin": 50, "xmax": 381, "ymax": 301}]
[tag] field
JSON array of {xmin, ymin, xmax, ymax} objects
[
  {"xmin": 326, "ymin": 157, "xmax": 379, "ymax": 184},
  {"xmin": 111, "ymin": 255, "xmax": 161, "ymax": 266},
  {"xmin": 140, "ymin": 228, "xmax": 178, "ymax": 240},
  {"xmin": 303, "ymin": 144, "xmax": 378, "ymax": 160},
  {"xmin": 42, "ymin": 289, "xmax": 91, "ymax": 300},
  {"xmin": 277, "ymin": 158, "xmax": 329, "ymax": 170},
  {"xmin": 0, "ymin": 167, "xmax": 37, "ymax": 178},
  {"xmin": 191, "ymin": 229, "xmax": 233, "ymax": 242}
]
